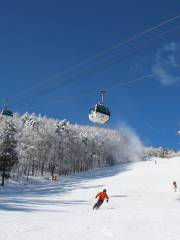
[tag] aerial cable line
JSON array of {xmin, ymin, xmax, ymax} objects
[
  {"xmin": 19, "ymin": 62, "xmax": 180, "ymax": 112},
  {"xmin": 20, "ymin": 73, "xmax": 154, "ymax": 112},
  {"xmin": 10, "ymin": 13, "xmax": 180, "ymax": 104},
  {"xmin": 20, "ymin": 60, "xmax": 180, "ymax": 112},
  {"xmin": 13, "ymin": 24, "xmax": 180, "ymax": 108},
  {"xmin": 11, "ymin": 17, "xmax": 180, "ymax": 105},
  {"xmin": 12, "ymin": 24, "xmax": 180, "ymax": 108}
]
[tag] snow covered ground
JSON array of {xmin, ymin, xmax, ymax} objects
[{"xmin": 1, "ymin": 157, "xmax": 180, "ymax": 240}]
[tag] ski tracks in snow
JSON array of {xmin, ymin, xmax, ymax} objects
[{"xmin": 1, "ymin": 158, "xmax": 180, "ymax": 239}]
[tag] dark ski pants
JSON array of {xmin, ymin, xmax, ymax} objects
[{"xmin": 93, "ymin": 200, "xmax": 104, "ymax": 209}]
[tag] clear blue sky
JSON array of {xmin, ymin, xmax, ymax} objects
[{"xmin": 0, "ymin": 0, "xmax": 180, "ymax": 149}]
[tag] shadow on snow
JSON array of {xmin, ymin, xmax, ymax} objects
[{"xmin": 0, "ymin": 162, "xmax": 133, "ymax": 212}]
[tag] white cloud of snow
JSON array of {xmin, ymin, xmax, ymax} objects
[
  {"xmin": 116, "ymin": 122, "xmax": 144, "ymax": 163},
  {"xmin": 152, "ymin": 42, "xmax": 180, "ymax": 85}
]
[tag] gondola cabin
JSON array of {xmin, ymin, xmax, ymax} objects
[
  {"xmin": 89, "ymin": 90, "xmax": 111, "ymax": 124},
  {"xmin": 1, "ymin": 108, "xmax": 13, "ymax": 117},
  {"xmin": 89, "ymin": 103, "xmax": 110, "ymax": 124},
  {"xmin": 1, "ymin": 99, "xmax": 13, "ymax": 119}
]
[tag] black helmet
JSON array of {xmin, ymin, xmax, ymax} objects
[{"xmin": 103, "ymin": 189, "xmax": 106, "ymax": 192}]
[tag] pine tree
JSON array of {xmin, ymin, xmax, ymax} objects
[{"xmin": 0, "ymin": 121, "xmax": 18, "ymax": 186}]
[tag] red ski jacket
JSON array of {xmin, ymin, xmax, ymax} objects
[{"xmin": 96, "ymin": 192, "xmax": 109, "ymax": 201}]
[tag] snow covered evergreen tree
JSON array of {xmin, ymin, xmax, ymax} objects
[{"xmin": 0, "ymin": 120, "xmax": 18, "ymax": 185}]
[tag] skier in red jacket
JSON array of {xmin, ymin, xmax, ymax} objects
[{"xmin": 93, "ymin": 189, "xmax": 109, "ymax": 210}]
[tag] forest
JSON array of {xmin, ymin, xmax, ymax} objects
[{"xmin": 0, "ymin": 113, "xmax": 143, "ymax": 182}]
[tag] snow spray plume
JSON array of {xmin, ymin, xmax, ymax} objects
[{"xmin": 114, "ymin": 123, "xmax": 144, "ymax": 163}]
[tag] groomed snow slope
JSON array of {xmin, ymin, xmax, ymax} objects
[{"xmin": 1, "ymin": 157, "xmax": 180, "ymax": 240}]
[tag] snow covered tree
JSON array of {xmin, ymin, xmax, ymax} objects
[{"xmin": 0, "ymin": 120, "xmax": 18, "ymax": 186}]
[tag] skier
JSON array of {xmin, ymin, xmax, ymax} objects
[
  {"xmin": 93, "ymin": 189, "xmax": 109, "ymax": 210},
  {"xmin": 173, "ymin": 181, "xmax": 177, "ymax": 192}
]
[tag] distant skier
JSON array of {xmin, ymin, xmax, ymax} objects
[
  {"xmin": 93, "ymin": 189, "xmax": 109, "ymax": 210},
  {"xmin": 173, "ymin": 181, "xmax": 177, "ymax": 192}
]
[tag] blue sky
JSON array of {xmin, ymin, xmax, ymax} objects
[{"xmin": 0, "ymin": 0, "xmax": 180, "ymax": 149}]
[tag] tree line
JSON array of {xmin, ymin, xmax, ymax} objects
[{"xmin": 0, "ymin": 112, "xmax": 143, "ymax": 184}]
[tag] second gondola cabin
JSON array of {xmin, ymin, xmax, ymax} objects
[{"xmin": 1, "ymin": 99, "xmax": 13, "ymax": 120}]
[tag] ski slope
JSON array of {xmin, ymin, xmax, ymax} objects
[{"xmin": 1, "ymin": 157, "xmax": 180, "ymax": 240}]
